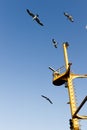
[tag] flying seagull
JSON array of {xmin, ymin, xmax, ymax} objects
[
  {"xmin": 64, "ymin": 12, "xmax": 74, "ymax": 22},
  {"xmin": 41, "ymin": 95, "xmax": 53, "ymax": 104},
  {"xmin": 26, "ymin": 9, "xmax": 44, "ymax": 26},
  {"xmin": 52, "ymin": 38, "xmax": 58, "ymax": 48}
]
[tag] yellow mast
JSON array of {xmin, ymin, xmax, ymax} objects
[
  {"xmin": 50, "ymin": 42, "xmax": 87, "ymax": 130},
  {"xmin": 63, "ymin": 42, "xmax": 80, "ymax": 130}
]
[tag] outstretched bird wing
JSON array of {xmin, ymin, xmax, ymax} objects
[
  {"xmin": 36, "ymin": 18, "xmax": 44, "ymax": 26},
  {"xmin": 41, "ymin": 95, "xmax": 53, "ymax": 104},
  {"xmin": 47, "ymin": 98, "xmax": 53, "ymax": 104},
  {"xmin": 41, "ymin": 95, "xmax": 47, "ymax": 98},
  {"xmin": 26, "ymin": 9, "xmax": 35, "ymax": 17},
  {"xmin": 64, "ymin": 12, "xmax": 70, "ymax": 17}
]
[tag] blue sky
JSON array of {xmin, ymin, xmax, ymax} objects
[{"xmin": 0, "ymin": 0, "xmax": 87, "ymax": 130}]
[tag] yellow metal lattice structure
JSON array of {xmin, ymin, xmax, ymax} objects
[{"xmin": 51, "ymin": 42, "xmax": 87, "ymax": 130}]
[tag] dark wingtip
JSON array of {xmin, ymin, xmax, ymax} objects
[
  {"xmin": 40, "ymin": 23, "xmax": 44, "ymax": 26},
  {"xmin": 52, "ymin": 38, "xmax": 54, "ymax": 42},
  {"xmin": 26, "ymin": 9, "xmax": 28, "ymax": 11},
  {"xmin": 26, "ymin": 9, "xmax": 30, "ymax": 13}
]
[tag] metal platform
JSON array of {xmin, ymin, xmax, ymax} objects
[{"xmin": 52, "ymin": 64, "xmax": 70, "ymax": 86}]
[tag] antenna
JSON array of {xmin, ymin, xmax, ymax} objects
[{"xmin": 49, "ymin": 66, "xmax": 56, "ymax": 72}]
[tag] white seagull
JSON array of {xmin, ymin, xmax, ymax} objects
[
  {"xmin": 41, "ymin": 95, "xmax": 53, "ymax": 104},
  {"xmin": 64, "ymin": 12, "xmax": 74, "ymax": 22},
  {"xmin": 26, "ymin": 9, "xmax": 44, "ymax": 26}
]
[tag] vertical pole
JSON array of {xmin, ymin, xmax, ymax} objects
[
  {"xmin": 63, "ymin": 43, "xmax": 80, "ymax": 130},
  {"xmin": 63, "ymin": 42, "xmax": 69, "ymax": 70}
]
